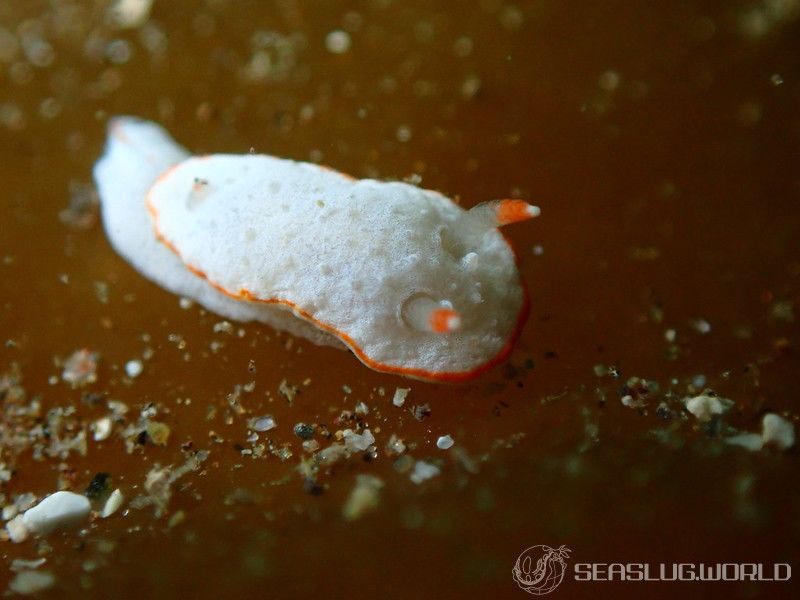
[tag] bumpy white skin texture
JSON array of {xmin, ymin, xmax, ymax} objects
[
  {"xmin": 149, "ymin": 155, "xmax": 524, "ymax": 376},
  {"xmin": 93, "ymin": 117, "xmax": 341, "ymax": 348}
]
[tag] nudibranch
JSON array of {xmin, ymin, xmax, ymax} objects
[{"xmin": 94, "ymin": 116, "xmax": 539, "ymax": 381}]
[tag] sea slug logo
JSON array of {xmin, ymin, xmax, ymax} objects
[
  {"xmin": 512, "ymin": 545, "xmax": 571, "ymax": 595},
  {"xmin": 512, "ymin": 545, "xmax": 791, "ymax": 593}
]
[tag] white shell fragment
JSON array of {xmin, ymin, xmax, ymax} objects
[
  {"xmin": 22, "ymin": 491, "xmax": 91, "ymax": 536},
  {"xmin": 392, "ymin": 387, "xmax": 410, "ymax": 407},
  {"xmin": 684, "ymin": 392, "xmax": 731, "ymax": 422},
  {"xmin": 109, "ymin": 0, "xmax": 153, "ymax": 29},
  {"xmin": 10, "ymin": 558, "xmax": 47, "ymax": 572},
  {"xmin": 761, "ymin": 413, "xmax": 795, "ymax": 450},
  {"xmin": 725, "ymin": 413, "xmax": 795, "ymax": 452},
  {"xmin": 101, "ymin": 489, "xmax": 125, "ymax": 518},
  {"xmin": 93, "ymin": 416, "xmax": 113, "ymax": 441},
  {"xmin": 6, "ymin": 514, "xmax": 30, "ymax": 543},
  {"xmin": 125, "ymin": 359, "xmax": 143, "ymax": 378},
  {"xmin": 9, "ymin": 570, "xmax": 56, "ymax": 595},
  {"xmin": 325, "ymin": 30, "xmax": 352, "ymax": 54},
  {"xmin": 725, "ymin": 433, "xmax": 764, "ymax": 452},
  {"xmin": 342, "ymin": 474, "xmax": 384, "ymax": 521},
  {"xmin": 95, "ymin": 116, "xmax": 536, "ymax": 380},
  {"xmin": 343, "ymin": 429, "xmax": 375, "ymax": 452},
  {"xmin": 409, "ymin": 460, "xmax": 441, "ymax": 484},
  {"xmin": 436, "ymin": 434, "xmax": 455, "ymax": 450},
  {"xmin": 250, "ymin": 415, "xmax": 277, "ymax": 432}
]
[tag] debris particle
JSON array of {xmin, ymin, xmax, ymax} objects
[
  {"xmin": 762, "ymin": 413, "xmax": 795, "ymax": 450},
  {"xmin": 343, "ymin": 429, "xmax": 375, "ymax": 452},
  {"xmin": 629, "ymin": 246, "xmax": 660, "ymax": 261},
  {"xmin": 101, "ymin": 489, "xmax": 124, "ymax": 518},
  {"xmin": 125, "ymin": 359, "xmax": 143, "ymax": 378},
  {"xmin": 315, "ymin": 443, "xmax": 346, "ymax": 466},
  {"xmin": 134, "ymin": 451, "xmax": 209, "ymax": 517},
  {"xmin": 461, "ymin": 74, "xmax": 482, "ymax": 99},
  {"xmin": 342, "ymin": 475, "xmax": 384, "ymax": 521},
  {"xmin": 620, "ymin": 377, "xmax": 655, "ymax": 408},
  {"xmin": 9, "ymin": 570, "xmax": 55, "ymax": 595},
  {"xmin": 655, "ymin": 402, "xmax": 674, "ymax": 420},
  {"xmin": 392, "ymin": 387, "xmax": 410, "ymax": 407},
  {"xmin": 278, "ymin": 379, "xmax": 299, "ymax": 404},
  {"xmin": 396, "ymin": 125, "xmax": 412, "ymax": 142},
  {"xmin": 738, "ymin": 1, "xmax": 798, "ymax": 39},
  {"xmin": 726, "ymin": 433, "xmax": 764, "ymax": 452},
  {"xmin": 499, "ymin": 4, "xmax": 524, "ymax": 31},
  {"xmin": 272, "ymin": 446, "xmax": 293, "ymax": 461},
  {"xmin": 302, "ymin": 440, "xmax": 319, "ymax": 452},
  {"xmin": 22, "ymin": 491, "xmax": 91, "ymax": 536},
  {"xmin": 109, "ymin": 0, "xmax": 153, "ymax": 29},
  {"xmin": 167, "ymin": 510, "xmax": 186, "ymax": 528},
  {"xmin": 410, "ymin": 460, "xmax": 441, "ymax": 484},
  {"xmin": 251, "ymin": 415, "xmax": 277, "ymax": 432},
  {"xmin": 385, "ymin": 434, "xmax": 406, "ymax": 456},
  {"xmin": 59, "ymin": 180, "xmax": 99, "ymax": 230},
  {"xmin": 10, "ymin": 493, "xmax": 36, "ymax": 514},
  {"xmin": 769, "ymin": 300, "xmax": 795, "ymax": 323},
  {"xmin": 108, "ymin": 400, "xmax": 129, "ymax": 417},
  {"xmin": 6, "ymin": 514, "xmax": 29, "ymax": 543},
  {"xmin": 213, "ymin": 320, "xmax": 234, "ymax": 334},
  {"xmin": 452, "ymin": 36, "xmax": 474, "ymax": 58},
  {"xmin": 684, "ymin": 391, "xmax": 732, "ymax": 422},
  {"xmin": 436, "ymin": 435, "xmax": 455, "ymax": 450},
  {"xmin": 303, "ymin": 478, "xmax": 324, "ymax": 496},
  {"xmin": 2, "ymin": 504, "xmax": 18, "ymax": 521},
  {"xmin": 107, "ymin": 39, "xmax": 133, "ymax": 64},
  {"xmin": 452, "ymin": 446, "xmax": 479, "ymax": 474},
  {"xmin": 690, "ymin": 374, "xmax": 707, "ymax": 390},
  {"xmin": 146, "ymin": 421, "xmax": 171, "ymax": 445},
  {"xmin": 141, "ymin": 466, "xmax": 171, "ymax": 515},
  {"xmin": 690, "ymin": 318, "xmax": 712, "ymax": 334},
  {"xmin": 94, "ymin": 281, "xmax": 110, "ymax": 304},
  {"xmin": 61, "ymin": 349, "xmax": 99, "ymax": 388},
  {"xmin": 599, "ymin": 69, "xmax": 621, "ymax": 91},
  {"xmin": 240, "ymin": 30, "xmax": 301, "ymax": 84},
  {"xmin": 293, "ymin": 422, "xmax": 315, "ymax": 440},
  {"xmin": 727, "ymin": 413, "xmax": 796, "ymax": 452},
  {"xmin": 393, "ymin": 455, "xmax": 414, "ymax": 473},
  {"xmin": 10, "ymin": 558, "xmax": 46, "ymax": 572},
  {"xmin": 223, "ymin": 488, "xmax": 262, "ymax": 506},
  {"xmin": 85, "ymin": 472, "xmax": 111, "ymax": 499},
  {"xmin": 412, "ymin": 403, "xmax": 432, "ymax": 421},
  {"xmin": 93, "ymin": 416, "xmax": 113, "ymax": 441},
  {"xmin": 325, "ymin": 30, "xmax": 351, "ymax": 54},
  {"xmin": 593, "ymin": 364, "xmax": 613, "ymax": 377}
]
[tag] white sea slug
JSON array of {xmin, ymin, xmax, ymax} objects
[{"xmin": 94, "ymin": 116, "xmax": 538, "ymax": 381}]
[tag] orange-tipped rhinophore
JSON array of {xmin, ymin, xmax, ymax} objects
[{"xmin": 470, "ymin": 199, "xmax": 541, "ymax": 227}]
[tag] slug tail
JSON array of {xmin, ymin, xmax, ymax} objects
[{"xmin": 93, "ymin": 116, "xmax": 189, "ymax": 257}]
